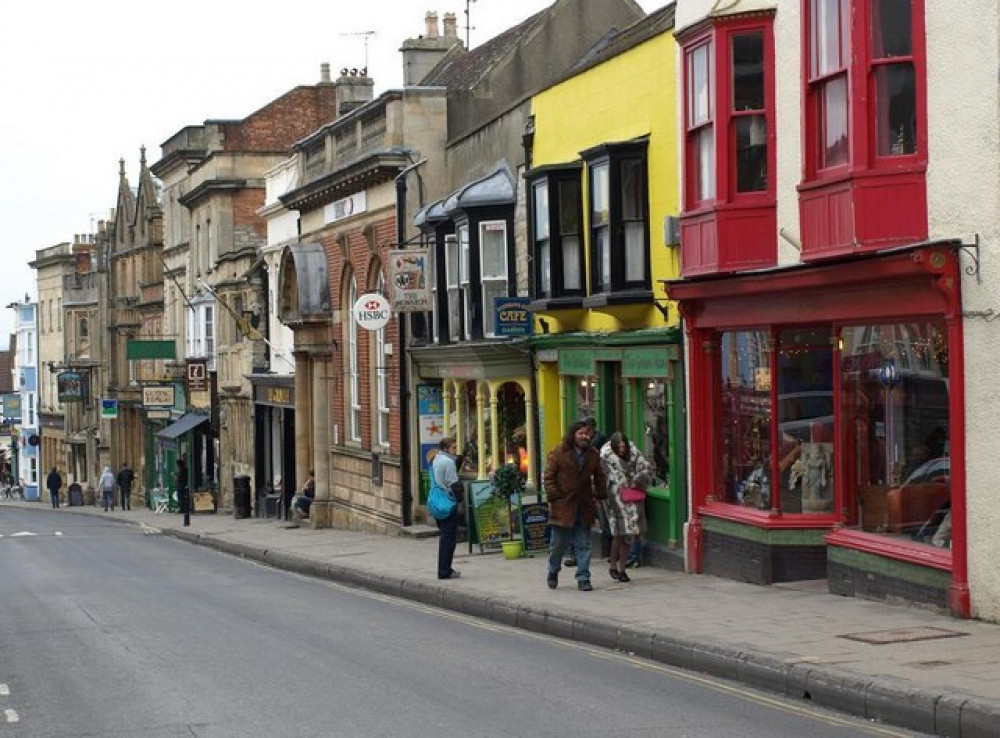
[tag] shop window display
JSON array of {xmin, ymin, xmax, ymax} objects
[
  {"xmin": 642, "ymin": 379, "xmax": 670, "ymax": 486},
  {"xmin": 719, "ymin": 330, "xmax": 772, "ymax": 508},
  {"xmin": 841, "ymin": 322, "xmax": 950, "ymax": 547}
]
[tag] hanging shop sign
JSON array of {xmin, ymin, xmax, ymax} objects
[
  {"xmin": 100, "ymin": 398, "xmax": 119, "ymax": 420},
  {"xmin": 57, "ymin": 371, "xmax": 85, "ymax": 403},
  {"xmin": 142, "ymin": 385, "xmax": 175, "ymax": 408},
  {"xmin": 387, "ymin": 249, "xmax": 432, "ymax": 312},
  {"xmin": 494, "ymin": 297, "xmax": 532, "ymax": 337},
  {"xmin": 352, "ymin": 292, "xmax": 392, "ymax": 331}
]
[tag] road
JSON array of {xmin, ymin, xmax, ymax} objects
[{"xmin": 0, "ymin": 507, "xmax": 926, "ymax": 737}]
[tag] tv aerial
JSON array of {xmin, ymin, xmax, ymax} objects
[{"xmin": 339, "ymin": 30, "xmax": 376, "ymax": 73}]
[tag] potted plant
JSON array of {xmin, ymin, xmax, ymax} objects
[{"xmin": 492, "ymin": 462, "xmax": 525, "ymax": 558}]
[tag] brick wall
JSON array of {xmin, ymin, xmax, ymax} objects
[
  {"xmin": 222, "ymin": 85, "xmax": 339, "ymax": 152},
  {"xmin": 232, "ymin": 189, "xmax": 266, "ymax": 249}
]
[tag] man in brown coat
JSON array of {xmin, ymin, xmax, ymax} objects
[{"xmin": 544, "ymin": 421, "xmax": 607, "ymax": 591}]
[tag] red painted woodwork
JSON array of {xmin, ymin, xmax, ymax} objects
[
  {"xmin": 799, "ymin": 0, "xmax": 929, "ymax": 256},
  {"xmin": 666, "ymin": 245, "xmax": 966, "ymax": 608},
  {"xmin": 679, "ymin": 12, "xmax": 777, "ymax": 277}
]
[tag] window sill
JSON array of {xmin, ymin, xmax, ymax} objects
[
  {"xmin": 529, "ymin": 296, "xmax": 585, "ymax": 312},
  {"xmin": 825, "ymin": 528, "xmax": 951, "ymax": 571},
  {"xmin": 582, "ymin": 289, "xmax": 653, "ymax": 309},
  {"xmin": 698, "ymin": 501, "xmax": 838, "ymax": 530}
]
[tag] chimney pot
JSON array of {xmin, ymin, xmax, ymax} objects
[
  {"xmin": 425, "ymin": 11, "xmax": 440, "ymax": 39},
  {"xmin": 320, "ymin": 62, "xmax": 331, "ymax": 83},
  {"xmin": 442, "ymin": 12, "xmax": 457, "ymax": 38}
]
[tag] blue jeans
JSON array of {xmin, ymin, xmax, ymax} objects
[
  {"xmin": 102, "ymin": 489, "xmax": 114, "ymax": 510},
  {"xmin": 436, "ymin": 509, "xmax": 460, "ymax": 578},
  {"xmin": 548, "ymin": 524, "xmax": 593, "ymax": 582}
]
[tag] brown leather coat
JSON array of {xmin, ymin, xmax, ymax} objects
[{"xmin": 543, "ymin": 442, "xmax": 607, "ymax": 528}]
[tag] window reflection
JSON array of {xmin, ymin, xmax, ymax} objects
[{"xmin": 841, "ymin": 323, "xmax": 950, "ymax": 547}]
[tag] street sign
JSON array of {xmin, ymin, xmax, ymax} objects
[
  {"xmin": 352, "ymin": 292, "xmax": 391, "ymax": 331},
  {"xmin": 387, "ymin": 249, "xmax": 432, "ymax": 312},
  {"xmin": 100, "ymin": 398, "xmax": 119, "ymax": 420}
]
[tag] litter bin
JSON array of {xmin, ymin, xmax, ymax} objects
[{"xmin": 233, "ymin": 475, "xmax": 251, "ymax": 519}]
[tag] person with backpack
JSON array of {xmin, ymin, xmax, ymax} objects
[
  {"xmin": 430, "ymin": 437, "xmax": 463, "ymax": 580},
  {"xmin": 99, "ymin": 465, "xmax": 116, "ymax": 512}
]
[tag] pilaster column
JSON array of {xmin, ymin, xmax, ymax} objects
[{"xmin": 294, "ymin": 349, "xmax": 312, "ymax": 494}]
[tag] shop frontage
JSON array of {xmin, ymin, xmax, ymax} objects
[
  {"xmin": 250, "ymin": 376, "xmax": 296, "ymax": 516},
  {"xmin": 667, "ymin": 242, "xmax": 968, "ymax": 616},
  {"xmin": 532, "ymin": 329, "xmax": 686, "ymax": 559}
]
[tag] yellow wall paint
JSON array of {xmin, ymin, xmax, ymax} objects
[{"xmin": 531, "ymin": 30, "xmax": 681, "ymax": 325}]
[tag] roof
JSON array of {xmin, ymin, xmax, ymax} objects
[
  {"xmin": 567, "ymin": 3, "xmax": 676, "ymax": 77},
  {"xmin": 419, "ymin": 11, "xmax": 547, "ymax": 90}
]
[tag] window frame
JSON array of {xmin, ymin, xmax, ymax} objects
[
  {"xmin": 348, "ymin": 274, "xmax": 361, "ymax": 443},
  {"xmin": 479, "ymin": 219, "xmax": 509, "ymax": 338},
  {"xmin": 527, "ymin": 164, "xmax": 585, "ymax": 306},
  {"xmin": 373, "ymin": 270, "xmax": 390, "ymax": 448},
  {"xmin": 580, "ymin": 141, "xmax": 652, "ymax": 300}
]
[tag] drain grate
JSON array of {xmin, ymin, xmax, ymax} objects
[{"xmin": 839, "ymin": 627, "xmax": 969, "ymax": 645}]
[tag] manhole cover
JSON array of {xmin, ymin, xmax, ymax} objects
[{"xmin": 839, "ymin": 627, "xmax": 968, "ymax": 645}]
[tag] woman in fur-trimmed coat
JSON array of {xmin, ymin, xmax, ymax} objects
[{"xmin": 600, "ymin": 432, "xmax": 653, "ymax": 582}]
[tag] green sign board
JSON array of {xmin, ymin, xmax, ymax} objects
[
  {"xmin": 465, "ymin": 478, "xmax": 513, "ymax": 551},
  {"xmin": 623, "ymin": 347, "xmax": 675, "ymax": 379}
]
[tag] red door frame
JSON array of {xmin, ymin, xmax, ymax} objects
[{"xmin": 666, "ymin": 243, "xmax": 969, "ymax": 617}]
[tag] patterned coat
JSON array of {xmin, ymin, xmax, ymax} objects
[
  {"xmin": 600, "ymin": 441, "xmax": 653, "ymax": 537},
  {"xmin": 543, "ymin": 443, "xmax": 607, "ymax": 528}
]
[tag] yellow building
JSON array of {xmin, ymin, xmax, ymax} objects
[{"xmin": 526, "ymin": 6, "xmax": 686, "ymax": 557}]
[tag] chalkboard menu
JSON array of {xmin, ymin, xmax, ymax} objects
[
  {"xmin": 68, "ymin": 483, "xmax": 83, "ymax": 507},
  {"xmin": 520, "ymin": 502, "xmax": 550, "ymax": 553}
]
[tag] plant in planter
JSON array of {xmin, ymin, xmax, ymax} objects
[{"xmin": 492, "ymin": 462, "xmax": 525, "ymax": 542}]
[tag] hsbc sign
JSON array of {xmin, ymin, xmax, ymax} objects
[{"xmin": 352, "ymin": 293, "xmax": 392, "ymax": 331}]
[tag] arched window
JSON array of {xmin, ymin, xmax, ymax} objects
[
  {"xmin": 374, "ymin": 270, "xmax": 390, "ymax": 447},
  {"xmin": 348, "ymin": 274, "xmax": 361, "ymax": 442}
]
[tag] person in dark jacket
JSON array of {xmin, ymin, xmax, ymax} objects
[
  {"xmin": 175, "ymin": 456, "xmax": 189, "ymax": 515},
  {"xmin": 543, "ymin": 421, "xmax": 607, "ymax": 592},
  {"xmin": 117, "ymin": 462, "xmax": 135, "ymax": 511},
  {"xmin": 46, "ymin": 466, "xmax": 62, "ymax": 508}
]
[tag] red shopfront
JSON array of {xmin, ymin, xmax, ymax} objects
[{"xmin": 666, "ymin": 242, "xmax": 969, "ymax": 617}]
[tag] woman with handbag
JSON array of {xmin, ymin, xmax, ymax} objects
[
  {"xmin": 600, "ymin": 432, "xmax": 653, "ymax": 583},
  {"xmin": 429, "ymin": 437, "xmax": 463, "ymax": 580}
]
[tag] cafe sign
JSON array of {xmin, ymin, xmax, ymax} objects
[{"xmin": 494, "ymin": 297, "xmax": 532, "ymax": 336}]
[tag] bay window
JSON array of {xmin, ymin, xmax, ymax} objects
[
  {"xmin": 480, "ymin": 221, "xmax": 508, "ymax": 337},
  {"xmin": 679, "ymin": 14, "xmax": 776, "ymax": 277},
  {"xmin": 581, "ymin": 141, "xmax": 650, "ymax": 300},
  {"xmin": 458, "ymin": 224, "xmax": 471, "ymax": 341},
  {"xmin": 528, "ymin": 165, "xmax": 584, "ymax": 304},
  {"xmin": 445, "ymin": 234, "xmax": 462, "ymax": 342},
  {"xmin": 800, "ymin": 0, "xmax": 927, "ymax": 255}
]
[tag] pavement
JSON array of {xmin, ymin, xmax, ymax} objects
[{"xmin": 4, "ymin": 499, "xmax": 1000, "ymax": 737}]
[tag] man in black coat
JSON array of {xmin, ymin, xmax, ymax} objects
[
  {"xmin": 46, "ymin": 467, "xmax": 62, "ymax": 508},
  {"xmin": 117, "ymin": 462, "xmax": 135, "ymax": 511}
]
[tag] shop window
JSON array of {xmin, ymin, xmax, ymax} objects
[
  {"xmin": 641, "ymin": 378, "xmax": 670, "ymax": 486},
  {"xmin": 679, "ymin": 15, "xmax": 777, "ymax": 277},
  {"xmin": 799, "ymin": 0, "xmax": 927, "ymax": 254},
  {"xmin": 574, "ymin": 375, "xmax": 598, "ymax": 423},
  {"xmin": 581, "ymin": 141, "xmax": 650, "ymax": 300},
  {"xmin": 528, "ymin": 166, "xmax": 584, "ymax": 304},
  {"xmin": 775, "ymin": 327, "xmax": 834, "ymax": 514},
  {"xmin": 840, "ymin": 322, "xmax": 950, "ymax": 547},
  {"xmin": 718, "ymin": 330, "xmax": 773, "ymax": 508}
]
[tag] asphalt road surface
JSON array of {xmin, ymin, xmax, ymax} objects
[{"xmin": 0, "ymin": 507, "xmax": 927, "ymax": 737}]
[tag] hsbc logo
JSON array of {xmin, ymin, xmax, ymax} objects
[{"xmin": 352, "ymin": 293, "xmax": 392, "ymax": 331}]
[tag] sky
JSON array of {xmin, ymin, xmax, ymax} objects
[{"xmin": 0, "ymin": 0, "xmax": 657, "ymax": 347}]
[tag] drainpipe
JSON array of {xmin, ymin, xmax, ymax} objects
[{"xmin": 394, "ymin": 158, "xmax": 427, "ymax": 527}]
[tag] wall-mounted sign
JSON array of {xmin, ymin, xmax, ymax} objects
[
  {"xmin": 323, "ymin": 191, "xmax": 367, "ymax": 224},
  {"xmin": 57, "ymin": 371, "xmax": 84, "ymax": 403},
  {"xmin": 146, "ymin": 409, "xmax": 171, "ymax": 420},
  {"xmin": 142, "ymin": 385, "xmax": 175, "ymax": 408},
  {"xmin": 494, "ymin": 297, "xmax": 532, "ymax": 336},
  {"xmin": 352, "ymin": 292, "xmax": 392, "ymax": 331},
  {"xmin": 186, "ymin": 359, "xmax": 208, "ymax": 393},
  {"xmin": 387, "ymin": 249, "xmax": 432, "ymax": 312},
  {"xmin": 100, "ymin": 398, "xmax": 119, "ymax": 420},
  {"xmin": 417, "ymin": 384, "xmax": 444, "ymax": 473}
]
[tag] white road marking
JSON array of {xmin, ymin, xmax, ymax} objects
[
  {"xmin": 0, "ymin": 683, "xmax": 9, "ymax": 695},
  {"xmin": 4, "ymin": 709, "xmax": 18, "ymax": 723},
  {"xmin": 10, "ymin": 532, "xmax": 37, "ymax": 537},
  {"xmin": 139, "ymin": 522, "xmax": 161, "ymax": 535},
  {"xmin": 54, "ymin": 531, "xmax": 63, "ymax": 536}
]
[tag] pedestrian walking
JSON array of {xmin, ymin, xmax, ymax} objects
[
  {"xmin": 46, "ymin": 466, "xmax": 62, "ymax": 508},
  {"xmin": 99, "ymin": 465, "xmax": 116, "ymax": 511},
  {"xmin": 543, "ymin": 421, "xmax": 607, "ymax": 592},
  {"xmin": 176, "ymin": 456, "xmax": 189, "ymax": 516},
  {"xmin": 430, "ymin": 437, "xmax": 463, "ymax": 580},
  {"xmin": 600, "ymin": 432, "xmax": 653, "ymax": 583},
  {"xmin": 117, "ymin": 462, "xmax": 135, "ymax": 511}
]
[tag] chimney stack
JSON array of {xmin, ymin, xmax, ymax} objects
[
  {"xmin": 442, "ymin": 12, "xmax": 457, "ymax": 39},
  {"xmin": 425, "ymin": 11, "xmax": 440, "ymax": 39},
  {"xmin": 320, "ymin": 62, "xmax": 332, "ymax": 83}
]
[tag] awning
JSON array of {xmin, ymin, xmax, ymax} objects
[{"xmin": 156, "ymin": 412, "xmax": 209, "ymax": 441}]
